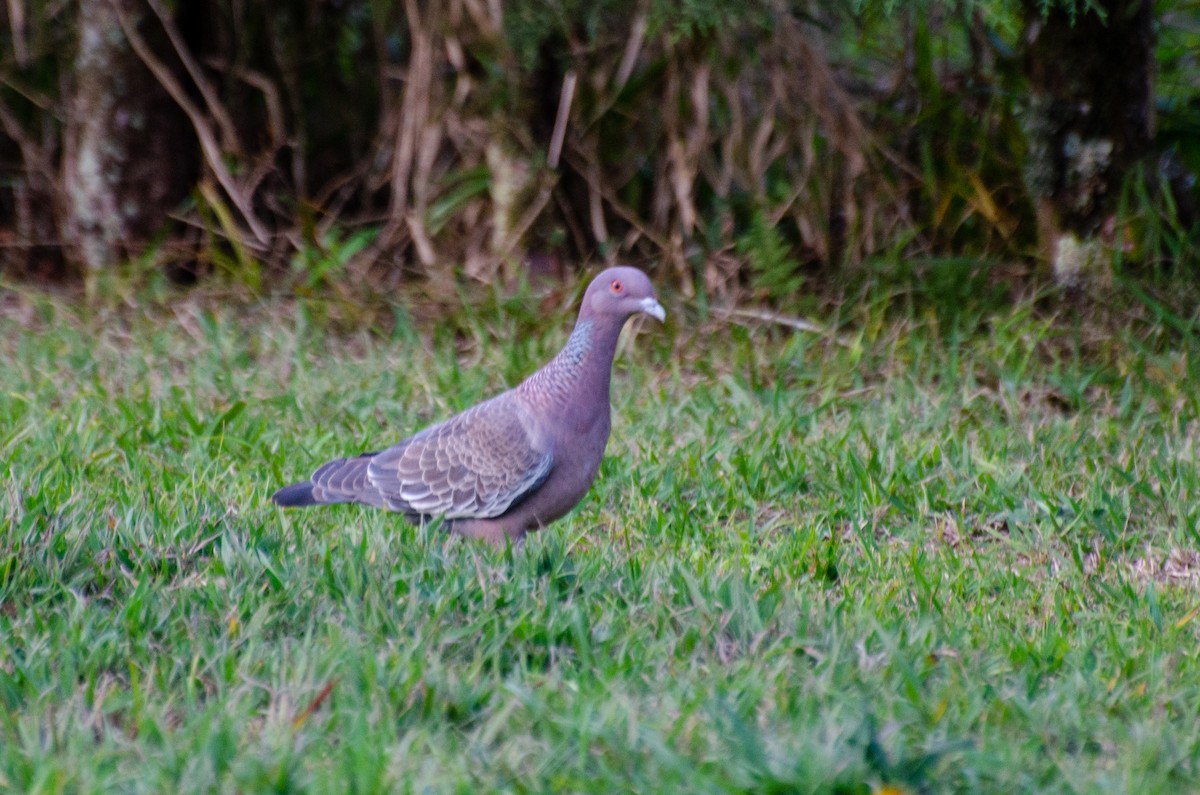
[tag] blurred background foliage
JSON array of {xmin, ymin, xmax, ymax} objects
[{"xmin": 0, "ymin": 0, "xmax": 1196, "ymax": 303}]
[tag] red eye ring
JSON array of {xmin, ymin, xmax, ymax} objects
[{"xmin": 610, "ymin": 279, "xmax": 624, "ymax": 294}]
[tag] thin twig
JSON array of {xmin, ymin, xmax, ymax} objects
[
  {"xmin": 7, "ymin": 0, "xmax": 28, "ymax": 66},
  {"xmin": 498, "ymin": 175, "xmax": 556, "ymax": 262},
  {"xmin": 614, "ymin": 12, "xmax": 647, "ymax": 92},
  {"xmin": 0, "ymin": 100, "xmax": 57, "ymax": 189},
  {"xmin": 203, "ymin": 58, "xmax": 287, "ymax": 151},
  {"xmin": 547, "ymin": 70, "xmax": 576, "ymax": 170},
  {"xmin": 587, "ymin": 155, "xmax": 608, "ymax": 247},
  {"xmin": 712, "ymin": 305, "xmax": 853, "ymax": 346}
]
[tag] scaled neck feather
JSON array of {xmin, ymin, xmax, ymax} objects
[{"xmin": 518, "ymin": 313, "xmax": 626, "ymax": 412}]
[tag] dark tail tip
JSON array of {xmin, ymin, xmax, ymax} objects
[{"xmin": 271, "ymin": 480, "xmax": 318, "ymax": 507}]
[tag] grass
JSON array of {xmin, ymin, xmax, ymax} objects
[{"xmin": 2, "ymin": 267, "xmax": 1200, "ymax": 793}]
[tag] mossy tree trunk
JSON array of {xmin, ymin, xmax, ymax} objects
[
  {"xmin": 62, "ymin": 0, "xmax": 193, "ymax": 274},
  {"xmin": 1021, "ymin": 0, "xmax": 1155, "ymax": 285}
]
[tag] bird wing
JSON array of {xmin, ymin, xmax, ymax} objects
[
  {"xmin": 365, "ymin": 394, "xmax": 553, "ymax": 520},
  {"xmin": 309, "ymin": 453, "xmax": 387, "ymax": 507}
]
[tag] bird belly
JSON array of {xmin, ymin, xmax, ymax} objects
[{"xmin": 510, "ymin": 420, "xmax": 609, "ymax": 531}]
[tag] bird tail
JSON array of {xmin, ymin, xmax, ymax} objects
[{"xmin": 271, "ymin": 480, "xmax": 319, "ymax": 507}]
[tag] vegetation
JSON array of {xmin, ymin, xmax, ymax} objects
[
  {"xmin": 1, "ymin": 1, "xmax": 1196, "ymax": 289},
  {"xmin": 4, "ymin": 267, "xmax": 1200, "ymax": 792}
]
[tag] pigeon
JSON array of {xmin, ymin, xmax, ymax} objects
[{"xmin": 271, "ymin": 266, "xmax": 665, "ymax": 546}]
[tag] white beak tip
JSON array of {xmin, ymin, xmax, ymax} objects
[{"xmin": 640, "ymin": 298, "xmax": 666, "ymax": 322}]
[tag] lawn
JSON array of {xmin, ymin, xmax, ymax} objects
[{"xmin": 2, "ymin": 268, "xmax": 1200, "ymax": 793}]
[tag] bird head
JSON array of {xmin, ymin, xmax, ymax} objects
[{"xmin": 582, "ymin": 266, "xmax": 666, "ymax": 323}]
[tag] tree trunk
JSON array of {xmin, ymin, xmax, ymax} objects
[
  {"xmin": 62, "ymin": 0, "xmax": 193, "ymax": 273},
  {"xmin": 1021, "ymin": 0, "xmax": 1155, "ymax": 285}
]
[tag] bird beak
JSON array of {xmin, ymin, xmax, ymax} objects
[{"xmin": 638, "ymin": 297, "xmax": 666, "ymax": 322}]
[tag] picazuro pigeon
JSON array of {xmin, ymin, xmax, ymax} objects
[{"xmin": 271, "ymin": 266, "xmax": 665, "ymax": 546}]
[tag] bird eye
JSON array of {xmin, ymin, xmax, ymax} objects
[{"xmin": 610, "ymin": 279, "xmax": 624, "ymax": 294}]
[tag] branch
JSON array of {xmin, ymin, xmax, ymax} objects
[
  {"xmin": 144, "ymin": 0, "xmax": 241, "ymax": 155},
  {"xmin": 547, "ymin": 70, "xmax": 576, "ymax": 170},
  {"xmin": 108, "ymin": 0, "xmax": 270, "ymax": 247}
]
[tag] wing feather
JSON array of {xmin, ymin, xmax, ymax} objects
[
  {"xmin": 367, "ymin": 394, "xmax": 552, "ymax": 520},
  {"xmin": 310, "ymin": 453, "xmax": 387, "ymax": 507}
]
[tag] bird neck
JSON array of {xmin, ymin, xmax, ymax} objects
[{"xmin": 519, "ymin": 315, "xmax": 624, "ymax": 412}]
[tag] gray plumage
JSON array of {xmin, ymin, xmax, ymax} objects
[{"xmin": 271, "ymin": 266, "xmax": 665, "ymax": 546}]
